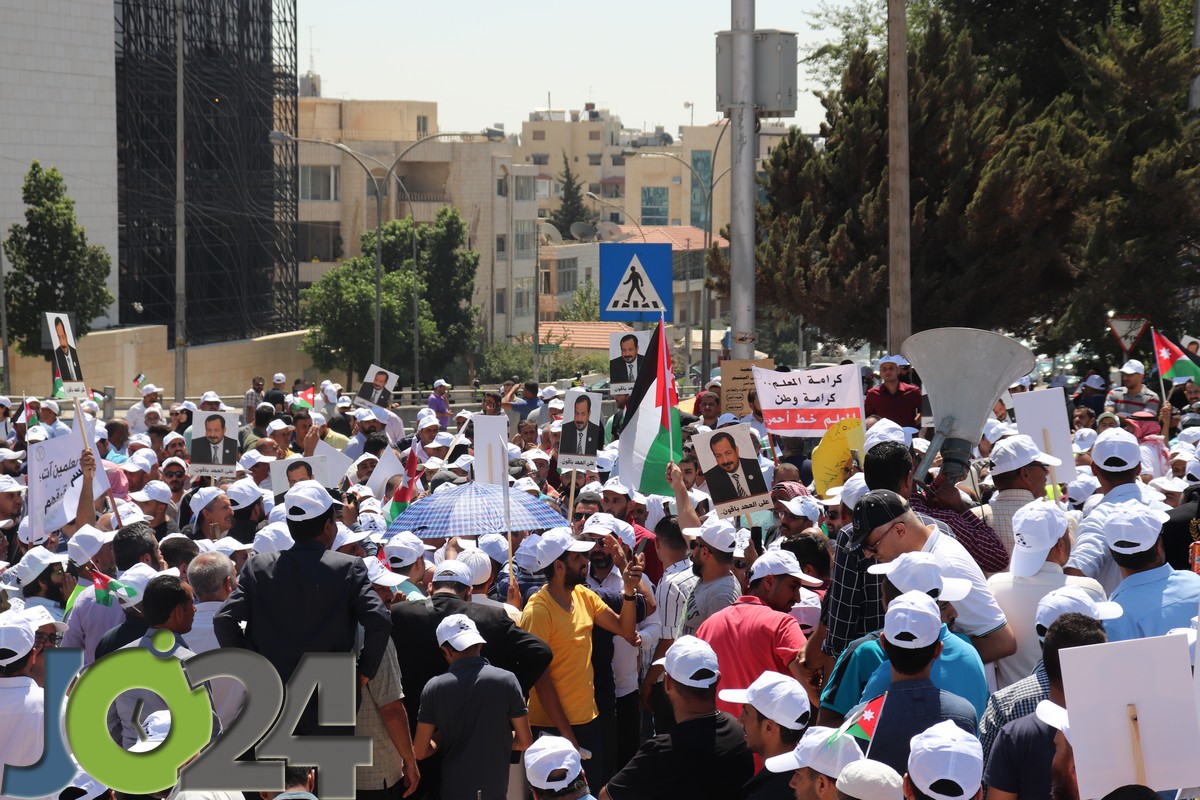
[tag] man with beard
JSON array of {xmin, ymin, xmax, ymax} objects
[
  {"xmin": 520, "ymin": 528, "xmax": 644, "ymax": 776},
  {"xmin": 13, "ymin": 546, "xmax": 74, "ymax": 622}
]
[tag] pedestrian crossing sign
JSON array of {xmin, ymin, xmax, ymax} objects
[{"xmin": 598, "ymin": 243, "xmax": 674, "ymax": 322}]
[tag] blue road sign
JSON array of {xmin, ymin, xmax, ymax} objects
[{"xmin": 598, "ymin": 242, "xmax": 674, "ymax": 322}]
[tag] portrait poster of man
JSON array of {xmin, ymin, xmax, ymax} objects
[
  {"xmin": 558, "ymin": 389, "xmax": 603, "ymax": 471},
  {"xmin": 693, "ymin": 424, "xmax": 773, "ymax": 518},
  {"xmin": 269, "ymin": 456, "xmax": 329, "ymax": 501},
  {"xmin": 608, "ymin": 330, "xmax": 652, "ymax": 396},
  {"xmin": 354, "ymin": 363, "xmax": 398, "ymax": 409},
  {"xmin": 44, "ymin": 312, "xmax": 87, "ymax": 398},
  {"xmin": 189, "ymin": 411, "xmax": 240, "ymax": 478}
]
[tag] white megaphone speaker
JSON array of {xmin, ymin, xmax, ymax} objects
[{"xmin": 901, "ymin": 328, "xmax": 1035, "ymax": 484}]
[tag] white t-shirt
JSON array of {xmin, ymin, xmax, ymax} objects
[{"xmin": 921, "ymin": 527, "xmax": 1008, "ymax": 638}]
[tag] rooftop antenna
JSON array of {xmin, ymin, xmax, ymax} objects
[{"xmin": 307, "ymin": 27, "xmax": 319, "ymax": 72}]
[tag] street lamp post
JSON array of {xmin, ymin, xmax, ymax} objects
[
  {"xmin": 270, "ymin": 129, "xmax": 500, "ymax": 393},
  {"xmin": 585, "ymin": 191, "xmax": 646, "ymax": 242}
]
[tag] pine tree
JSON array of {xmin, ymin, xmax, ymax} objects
[{"xmin": 549, "ymin": 153, "xmax": 596, "ymax": 239}]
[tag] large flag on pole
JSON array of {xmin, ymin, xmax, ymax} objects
[
  {"xmin": 1151, "ymin": 329, "xmax": 1200, "ymax": 381},
  {"xmin": 618, "ymin": 321, "xmax": 681, "ymax": 496}
]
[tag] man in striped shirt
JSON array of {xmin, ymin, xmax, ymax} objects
[
  {"xmin": 641, "ymin": 517, "xmax": 699, "ymax": 734},
  {"xmin": 1105, "ymin": 359, "xmax": 1160, "ymax": 419}
]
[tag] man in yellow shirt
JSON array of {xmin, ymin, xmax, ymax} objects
[{"xmin": 519, "ymin": 527, "xmax": 644, "ymax": 781}]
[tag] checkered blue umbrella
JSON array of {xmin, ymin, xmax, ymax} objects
[{"xmin": 386, "ymin": 481, "xmax": 567, "ymax": 539}]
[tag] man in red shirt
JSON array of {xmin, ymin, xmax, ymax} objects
[
  {"xmin": 697, "ymin": 550, "xmax": 822, "ymax": 716},
  {"xmin": 865, "ymin": 356, "xmax": 922, "ymax": 428}
]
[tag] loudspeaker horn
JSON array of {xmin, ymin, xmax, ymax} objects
[{"xmin": 901, "ymin": 328, "xmax": 1034, "ymax": 483}]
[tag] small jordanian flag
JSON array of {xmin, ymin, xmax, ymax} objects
[
  {"xmin": 132, "ymin": 372, "xmax": 145, "ymax": 389},
  {"xmin": 617, "ymin": 320, "xmax": 681, "ymax": 497},
  {"xmin": 1151, "ymin": 329, "xmax": 1200, "ymax": 381},
  {"xmin": 838, "ymin": 692, "xmax": 886, "ymax": 741},
  {"xmin": 386, "ymin": 448, "xmax": 421, "ymax": 522},
  {"xmin": 294, "ymin": 386, "xmax": 316, "ymax": 409},
  {"xmin": 52, "ymin": 368, "xmax": 65, "ymax": 399},
  {"xmin": 93, "ymin": 571, "xmax": 137, "ymax": 607}
]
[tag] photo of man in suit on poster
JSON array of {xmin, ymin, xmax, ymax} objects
[
  {"xmin": 50, "ymin": 315, "xmax": 83, "ymax": 382},
  {"xmin": 189, "ymin": 412, "xmax": 240, "ymax": 476},
  {"xmin": 694, "ymin": 424, "xmax": 771, "ymax": 515},
  {"xmin": 559, "ymin": 391, "xmax": 603, "ymax": 457},
  {"xmin": 355, "ymin": 363, "xmax": 398, "ymax": 409},
  {"xmin": 609, "ymin": 330, "xmax": 652, "ymax": 397}
]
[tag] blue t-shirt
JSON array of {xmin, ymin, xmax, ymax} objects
[{"xmin": 859, "ymin": 624, "xmax": 989, "ymax": 719}]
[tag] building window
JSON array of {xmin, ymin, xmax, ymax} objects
[
  {"xmin": 558, "ymin": 257, "xmax": 578, "ymax": 294},
  {"xmin": 495, "ymin": 289, "xmax": 506, "ymax": 315},
  {"xmin": 589, "ymin": 129, "xmax": 601, "ymax": 141},
  {"xmin": 514, "ymin": 220, "xmax": 538, "ymax": 259},
  {"xmin": 588, "ymin": 153, "xmax": 602, "ymax": 166},
  {"xmin": 642, "ymin": 186, "xmax": 669, "ymax": 225},
  {"xmin": 514, "ymin": 277, "xmax": 535, "ymax": 316},
  {"xmin": 366, "ymin": 174, "xmax": 388, "ymax": 198},
  {"xmin": 690, "ymin": 150, "xmax": 712, "ymax": 229},
  {"xmin": 496, "ymin": 235, "xmax": 506, "ymax": 257},
  {"xmin": 417, "ymin": 115, "xmax": 429, "ymax": 136},
  {"xmin": 531, "ymin": 153, "xmax": 550, "ymax": 166},
  {"xmin": 588, "ymin": 183, "xmax": 601, "ymax": 195},
  {"xmin": 297, "ymin": 221, "xmax": 341, "ymax": 261},
  {"xmin": 611, "ymin": 155, "xmax": 625, "ymax": 167},
  {"xmin": 541, "ymin": 269, "xmax": 552, "ymax": 295},
  {"xmin": 515, "ymin": 176, "xmax": 536, "ymax": 202},
  {"xmin": 532, "ymin": 130, "xmax": 546, "ymax": 141},
  {"xmin": 299, "ymin": 166, "xmax": 339, "ymax": 201},
  {"xmin": 496, "ymin": 177, "xmax": 508, "ymax": 197}
]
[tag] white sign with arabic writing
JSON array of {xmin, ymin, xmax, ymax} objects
[{"xmin": 752, "ymin": 364, "xmax": 864, "ymax": 437}]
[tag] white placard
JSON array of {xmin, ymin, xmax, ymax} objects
[
  {"xmin": 1062, "ymin": 634, "xmax": 1200, "ymax": 799},
  {"xmin": 367, "ymin": 446, "xmax": 406, "ymax": 499},
  {"xmin": 314, "ymin": 439, "xmax": 354, "ymax": 489},
  {"xmin": 1013, "ymin": 386, "xmax": 1076, "ymax": 486},
  {"xmin": 752, "ymin": 364, "xmax": 864, "ymax": 437},
  {"xmin": 29, "ymin": 413, "xmax": 111, "ymax": 533},
  {"xmin": 692, "ymin": 423, "xmax": 773, "ymax": 519},
  {"xmin": 472, "ymin": 415, "xmax": 510, "ymax": 487}
]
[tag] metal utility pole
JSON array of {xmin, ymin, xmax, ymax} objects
[
  {"xmin": 0, "ymin": 249, "xmax": 9, "ymax": 396},
  {"xmin": 729, "ymin": 0, "xmax": 757, "ymax": 360},
  {"xmin": 1191, "ymin": 0, "xmax": 1200, "ymax": 110},
  {"xmin": 174, "ymin": 0, "xmax": 187, "ymax": 402},
  {"xmin": 886, "ymin": 0, "xmax": 912, "ymax": 352}
]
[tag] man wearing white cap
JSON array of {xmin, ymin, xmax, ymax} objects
[
  {"xmin": 0, "ymin": 618, "xmax": 45, "ymax": 775},
  {"xmin": 127, "ymin": 383, "xmax": 161, "ymax": 434},
  {"xmin": 525, "ymin": 736, "xmax": 595, "ymax": 800},
  {"xmin": 130, "ymin": 480, "xmax": 179, "ymax": 539},
  {"xmin": 1105, "ymin": 359, "xmax": 1160, "ymax": 419},
  {"xmin": 427, "ymin": 378, "xmax": 452, "ymax": 429},
  {"xmin": 698, "ymin": 550, "xmax": 821, "ymax": 716},
  {"xmin": 987, "ymin": 501, "xmax": 1106, "ymax": 688},
  {"xmin": 763, "ymin": 725, "xmax": 864, "ymax": 800},
  {"xmin": 680, "ymin": 519, "xmax": 742, "ymax": 637},
  {"xmin": 36, "ymin": 400, "xmax": 69, "ymax": 439},
  {"xmin": 865, "ymin": 356, "xmax": 921, "ymax": 428},
  {"xmin": 10, "ymin": 546, "xmax": 73, "ymax": 623},
  {"xmin": 412, "ymin": 614, "xmax": 533, "ymax": 800},
  {"xmin": 600, "ymin": 636, "xmax": 754, "ymax": 800},
  {"xmin": 719, "ymin": 672, "xmax": 812, "ymax": 799},
  {"xmin": 1066, "ymin": 428, "xmax": 1165, "ymax": 594},
  {"xmin": 973, "ymin": 435, "xmax": 1061, "ymax": 557},
  {"xmin": 903, "ymin": 720, "xmax": 983, "ymax": 800}
]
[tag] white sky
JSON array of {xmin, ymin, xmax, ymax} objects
[{"xmin": 295, "ymin": 0, "xmax": 833, "ymax": 138}]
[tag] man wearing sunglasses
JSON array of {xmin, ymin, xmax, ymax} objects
[{"xmin": 849, "ymin": 489, "xmax": 1015, "ymax": 666}]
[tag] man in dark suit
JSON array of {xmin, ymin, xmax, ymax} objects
[
  {"xmin": 703, "ymin": 430, "xmax": 769, "ymax": 503},
  {"xmin": 214, "ymin": 480, "xmax": 390, "ymax": 734},
  {"xmin": 391, "ymin": 560, "xmax": 553, "ymax": 797},
  {"xmin": 560, "ymin": 393, "xmax": 603, "ymax": 456},
  {"xmin": 1161, "ymin": 485, "xmax": 1200, "ymax": 570},
  {"xmin": 609, "ymin": 334, "xmax": 646, "ymax": 385},
  {"xmin": 190, "ymin": 414, "xmax": 238, "ymax": 465},
  {"xmin": 52, "ymin": 316, "xmax": 83, "ymax": 382},
  {"xmin": 357, "ymin": 370, "xmax": 392, "ymax": 407}
]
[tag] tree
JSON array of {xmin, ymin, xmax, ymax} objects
[
  {"xmin": 549, "ymin": 153, "xmax": 596, "ymax": 239},
  {"xmin": 477, "ymin": 333, "xmax": 606, "ymax": 383},
  {"xmin": 558, "ymin": 280, "xmax": 600, "ymax": 321},
  {"xmin": 363, "ymin": 207, "xmax": 480, "ymax": 380},
  {"xmin": 2, "ymin": 161, "xmax": 114, "ymax": 359}
]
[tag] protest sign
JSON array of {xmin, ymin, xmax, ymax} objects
[
  {"xmin": 28, "ymin": 415, "xmax": 110, "ymax": 533},
  {"xmin": 367, "ymin": 445, "xmax": 405, "ymax": 499},
  {"xmin": 1061, "ymin": 634, "xmax": 1200, "ymax": 798},
  {"xmin": 753, "ymin": 364, "xmax": 863, "ymax": 437},
  {"xmin": 721, "ymin": 358, "xmax": 774, "ymax": 418},
  {"xmin": 45, "ymin": 312, "xmax": 87, "ymax": 399},
  {"xmin": 188, "ymin": 411, "xmax": 240, "ymax": 478},
  {"xmin": 268, "ymin": 457, "xmax": 329, "ymax": 499},
  {"xmin": 810, "ymin": 417, "xmax": 866, "ymax": 498},
  {"xmin": 472, "ymin": 415, "xmax": 510, "ymax": 487},
  {"xmin": 609, "ymin": 330, "xmax": 653, "ymax": 397},
  {"xmin": 693, "ymin": 424, "xmax": 772, "ymax": 518},
  {"xmin": 354, "ymin": 363, "xmax": 398, "ymax": 409},
  {"xmin": 1013, "ymin": 387, "xmax": 1074, "ymax": 486},
  {"xmin": 314, "ymin": 440, "xmax": 354, "ymax": 489},
  {"xmin": 558, "ymin": 389, "xmax": 602, "ymax": 472}
]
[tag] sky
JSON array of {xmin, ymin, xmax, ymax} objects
[{"xmin": 295, "ymin": 0, "xmax": 834, "ymax": 139}]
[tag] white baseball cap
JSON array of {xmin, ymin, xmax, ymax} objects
[
  {"xmin": 364, "ymin": 557, "xmax": 405, "ymax": 589},
  {"xmin": 130, "ymin": 480, "xmax": 173, "ymax": 506},
  {"xmin": 525, "ymin": 528, "xmax": 595, "ymax": 572},
  {"xmin": 332, "ymin": 524, "xmax": 369, "ymax": 551},
  {"xmin": 1008, "ymin": 501, "xmax": 1070, "ymax": 577},
  {"xmin": 0, "ymin": 621, "xmax": 35, "ymax": 666},
  {"xmin": 431, "ymin": 559, "xmax": 475, "ymax": 586},
  {"xmin": 9, "ymin": 605, "xmax": 67, "ymax": 635},
  {"xmin": 840, "ymin": 474, "xmax": 869, "ymax": 512},
  {"xmin": 906, "ymin": 720, "xmax": 984, "ymax": 800},
  {"xmin": 477, "ymin": 532, "xmax": 510, "ymax": 565},
  {"xmin": 1084, "ymin": 374, "xmax": 1107, "ymax": 390},
  {"xmin": 189, "ymin": 487, "xmax": 224, "ymax": 524},
  {"xmin": 225, "ymin": 477, "xmax": 264, "ymax": 511},
  {"xmin": 601, "ymin": 475, "xmax": 630, "ymax": 497},
  {"xmin": 1035, "ymin": 584, "xmax": 1123, "ymax": 638},
  {"xmin": 16, "ymin": 518, "xmax": 46, "ymax": 546},
  {"xmin": 697, "ymin": 518, "xmax": 738, "ymax": 554},
  {"xmin": 652, "ymin": 635, "xmax": 721, "ymax": 688},
  {"xmin": 10, "ymin": 546, "xmax": 68, "ymax": 588},
  {"xmin": 749, "ymin": 550, "xmax": 823, "ymax": 586},
  {"xmin": 836, "ymin": 758, "xmax": 903, "ymax": 800},
  {"xmin": 867, "ymin": 552, "xmax": 971, "ymax": 602},
  {"xmin": 765, "ymin": 725, "xmax": 864, "ymax": 778},
  {"xmin": 1091, "ymin": 428, "xmax": 1141, "ymax": 471},
  {"xmin": 67, "ymin": 524, "xmax": 117, "ymax": 566},
  {"xmin": 790, "ymin": 589, "xmax": 823, "ymax": 636},
  {"xmin": 779, "ymin": 495, "xmax": 823, "ymax": 525},
  {"xmin": 252, "ymin": 522, "xmax": 294, "ymax": 554},
  {"xmin": 213, "ymin": 536, "xmax": 252, "ymax": 556},
  {"xmin": 988, "ymin": 434, "xmax": 1061, "ymax": 475},
  {"xmin": 1186, "ymin": 459, "xmax": 1200, "ymax": 483},
  {"xmin": 1065, "ymin": 472, "xmax": 1101, "ymax": 505},
  {"xmin": 436, "ymin": 613, "xmax": 486, "ymax": 651},
  {"xmin": 883, "ymin": 591, "xmax": 942, "ymax": 649},
  {"xmin": 283, "ymin": 480, "xmax": 338, "ymax": 521},
  {"xmin": 524, "ymin": 736, "xmax": 583, "ymax": 792},
  {"xmin": 512, "ymin": 532, "xmax": 545, "ymax": 574},
  {"xmin": 0, "ymin": 449, "xmax": 24, "ymax": 463},
  {"xmin": 239, "ymin": 450, "xmax": 277, "ymax": 470},
  {"xmin": 718, "ymin": 672, "xmax": 812, "ymax": 730},
  {"xmin": 384, "ymin": 532, "xmax": 431, "ymax": 569},
  {"xmin": 115, "ymin": 562, "xmax": 160, "ymax": 608},
  {"xmin": 513, "ymin": 477, "xmax": 540, "ymax": 495},
  {"xmin": 163, "ymin": 456, "xmax": 189, "ymax": 474},
  {"xmin": 981, "ymin": 419, "xmax": 1013, "ymax": 445},
  {"xmin": 1120, "ymin": 359, "xmax": 1146, "ymax": 375},
  {"xmin": 433, "ymin": 379, "xmax": 450, "ymax": 389},
  {"xmin": 417, "ymin": 415, "xmax": 440, "ymax": 431},
  {"xmin": 120, "ymin": 449, "xmax": 158, "ymax": 475},
  {"xmin": 457, "ymin": 548, "xmax": 495, "ymax": 587},
  {"xmin": 1102, "ymin": 500, "xmax": 1169, "ymax": 554},
  {"xmin": 863, "ymin": 418, "xmax": 908, "ymax": 455},
  {"xmin": 140, "ymin": 383, "xmax": 161, "ymax": 397},
  {"xmin": 128, "ymin": 710, "xmax": 173, "ymax": 753},
  {"xmin": 539, "ymin": 386, "xmax": 559, "ymax": 401},
  {"xmin": 1072, "ymin": 428, "xmax": 1098, "ymax": 454},
  {"xmin": 1150, "ymin": 475, "xmax": 1189, "ymax": 494}
]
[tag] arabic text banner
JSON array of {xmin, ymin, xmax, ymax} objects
[{"xmin": 752, "ymin": 364, "xmax": 864, "ymax": 437}]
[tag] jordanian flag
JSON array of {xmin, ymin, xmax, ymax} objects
[
  {"xmin": 52, "ymin": 369, "xmax": 65, "ymax": 399},
  {"xmin": 93, "ymin": 571, "xmax": 137, "ymax": 607},
  {"xmin": 386, "ymin": 447, "xmax": 421, "ymax": 521},
  {"xmin": 838, "ymin": 692, "xmax": 886, "ymax": 741},
  {"xmin": 618, "ymin": 321, "xmax": 681, "ymax": 497},
  {"xmin": 293, "ymin": 386, "xmax": 316, "ymax": 409},
  {"xmin": 1152, "ymin": 329, "xmax": 1200, "ymax": 381}
]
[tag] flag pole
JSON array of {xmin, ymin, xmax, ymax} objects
[
  {"xmin": 1151, "ymin": 328, "xmax": 1169, "ymax": 411},
  {"xmin": 661, "ymin": 314, "xmax": 673, "ymax": 464},
  {"xmin": 500, "ymin": 434, "xmax": 514, "ymax": 580}
]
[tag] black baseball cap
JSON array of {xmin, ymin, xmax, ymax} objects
[{"xmin": 850, "ymin": 489, "xmax": 911, "ymax": 551}]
